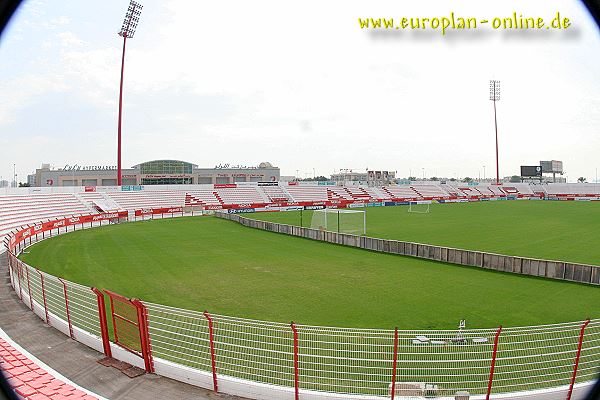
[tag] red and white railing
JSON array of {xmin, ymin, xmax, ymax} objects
[{"xmin": 2, "ymin": 209, "xmax": 599, "ymax": 400}]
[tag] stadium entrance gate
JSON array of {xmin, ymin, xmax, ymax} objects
[{"xmin": 103, "ymin": 290, "xmax": 154, "ymax": 372}]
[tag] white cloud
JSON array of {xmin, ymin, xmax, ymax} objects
[
  {"xmin": 0, "ymin": 74, "xmax": 68, "ymax": 125},
  {"xmin": 56, "ymin": 31, "xmax": 85, "ymax": 47},
  {"xmin": 50, "ymin": 16, "xmax": 70, "ymax": 26},
  {"xmin": 0, "ymin": 0, "xmax": 599, "ymax": 182}
]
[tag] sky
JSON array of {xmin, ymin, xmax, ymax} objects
[{"xmin": 0, "ymin": 0, "xmax": 599, "ymax": 183}]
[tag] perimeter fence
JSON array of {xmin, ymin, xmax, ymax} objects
[
  {"xmin": 142, "ymin": 300, "xmax": 600, "ymax": 398},
  {"xmin": 216, "ymin": 213, "xmax": 600, "ymax": 286},
  {"xmin": 2, "ymin": 210, "xmax": 599, "ymax": 399}
]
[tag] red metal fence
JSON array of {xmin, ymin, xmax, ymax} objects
[
  {"xmin": 104, "ymin": 290, "xmax": 154, "ymax": 373},
  {"xmin": 3, "ymin": 210, "xmax": 600, "ymax": 399}
]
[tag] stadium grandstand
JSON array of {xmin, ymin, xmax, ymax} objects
[{"xmin": 0, "ymin": 181, "xmax": 595, "ymax": 243}]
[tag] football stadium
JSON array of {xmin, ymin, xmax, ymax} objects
[{"xmin": 1, "ymin": 1, "xmax": 600, "ymax": 400}]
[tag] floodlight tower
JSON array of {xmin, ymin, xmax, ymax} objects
[
  {"xmin": 489, "ymin": 80, "xmax": 501, "ymax": 185},
  {"xmin": 116, "ymin": 1, "xmax": 143, "ymax": 186}
]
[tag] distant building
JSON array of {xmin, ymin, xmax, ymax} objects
[
  {"xmin": 331, "ymin": 170, "xmax": 368, "ymax": 184},
  {"xmin": 331, "ymin": 169, "xmax": 396, "ymax": 186},
  {"xmin": 366, "ymin": 170, "xmax": 396, "ymax": 186},
  {"xmin": 279, "ymin": 176, "xmax": 297, "ymax": 182},
  {"xmin": 30, "ymin": 160, "xmax": 280, "ymax": 187},
  {"xmin": 27, "ymin": 174, "xmax": 36, "ymax": 187},
  {"xmin": 0, "ymin": 180, "xmax": 8, "ymax": 188}
]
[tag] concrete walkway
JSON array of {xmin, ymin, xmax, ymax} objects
[{"xmin": 0, "ymin": 253, "xmax": 246, "ymax": 400}]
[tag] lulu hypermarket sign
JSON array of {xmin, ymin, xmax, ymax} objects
[{"xmin": 63, "ymin": 164, "xmax": 117, "ymax": 171}]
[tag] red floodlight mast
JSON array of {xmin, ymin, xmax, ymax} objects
[
  {"xmin": 489, "ymin": 80, "xmax": 501, "ymax": 185},
  {"xmin": 116, "ymin": 1, "xmax": 143, "ymax": 186}
]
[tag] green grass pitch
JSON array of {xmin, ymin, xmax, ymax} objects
[
  {"xmin": 251, "ymin": 200, "xmax": 600, "ymax": 265},
  {"xmin": 19, "ymin": 201, "xmax": 600, "ymax": 330}
]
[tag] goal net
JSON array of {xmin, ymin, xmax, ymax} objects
[
  {"xmin": 408, "ymin": 201, "xmax": 431, "ymax": 213},
  {"xmin": 310, "ymin": 208, "xmax": 366, "ymax": 235}
]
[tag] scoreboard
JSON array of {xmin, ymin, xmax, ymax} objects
[{"xmin": 520, "ymin": 165, "xmax": 542, "ymax": 177}]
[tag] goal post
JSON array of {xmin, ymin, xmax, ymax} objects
[
  {"xmin": 310, "ymin": 208, "xmax": 366, "ymax": 235},
  {"xmin": 408, "ymin": 201, "xmax": 431, "ymax": 214}
]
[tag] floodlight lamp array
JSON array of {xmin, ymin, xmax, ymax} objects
[
  {"xmin": 119, "ymin": 1, "xmax": 143, "ymax": 38},
  {"xmin": 489, "ymin": 80, "xmax": 501, "ymax": 101}
]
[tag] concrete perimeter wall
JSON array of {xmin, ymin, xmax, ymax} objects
[{"xmin": 216, "ymin": 213, "xmax": 600, "ymax": 286}]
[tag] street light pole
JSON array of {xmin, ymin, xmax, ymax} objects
[
  {"xmin": 116, "ymin": 1, "xmax": 143, "ymax": 186},
  {"xmin": 489, "ymin": 80, "xmax": 501, "ymax": 185}
]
